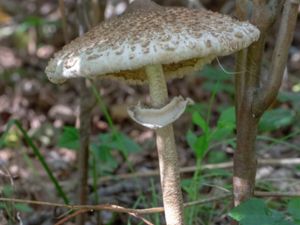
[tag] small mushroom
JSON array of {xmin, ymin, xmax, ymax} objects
[{"xmin": 45, "ymin": 1, "xmax": 259, "ymax": 224}]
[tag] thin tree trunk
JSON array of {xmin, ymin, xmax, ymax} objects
[{"xmin": 233, "ymin": 0, "xmax": 299, "ymax": 211}]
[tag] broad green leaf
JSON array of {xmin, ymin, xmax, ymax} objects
[
  {"xmin": 187, "ymin": 130, "xmax": 208, "ymax": 159},
  {"xmin": 210, "ymin": 107, "xmax": 235, "ymax": 141},
  {"xmin": 114, "ymin": 132, "xmax": 141, "ymax": 155},
  {"xmin": 186, "ymin": 103, "xmax": 208, "ymax": 115},
  {"xmin": 18, "ymin": 16, "xmax": 59, "ymax": 32},
  {"xmin": 2, "ymin": 185, "xmax": 14, "ymax": 197},
  {"xmin": 207, "ymin": 151, "xmax": 228, "ymax": 163},
  {"xmin": 186, "ymin": 130, "xmax": 197, "ymax": 150},
  {"xmin": 268, "ymin": 210, "xmax": 295, "ymax": 225},
  {"xmin": 229, "ymin": 198, "xmax": 268, "ymax": 222},
  {"xmin": 95, "ymin": 132, "xmax": 141, "ymax": 157},
  {"xmin": 278, "ymin": 91, "xmax": 300, "ymax": 104},
  {"xmin": 90, "ymin": 144, "xmax": 118, "ymax": 173},
  {"xmin": 217, "ymin": 107, "xmax": 236, "ymax": 128},
  {"xmin": 192, "ymin": 112, "xmax": 210, "ymax": 134},
  {"xmin": 203, "ymin": 81, "xmax": 235, "ymax": 94},
  {"xmin": 210, "ymin": 127, "xmax": 233, "ymax": 141},
  {"xmin": 0, "ymin": 203, "xmax": 5, "ymax": 209},
  {"xmin": 58, "ymin": 126, "xmax": 79, "ymax": 150},
  {"xmin": 193, "ymin": 136, "xmax": 209, "ymax": 159},
  {"xmin": 288, "ymin": 198, "xmax": 300, "ymax": 221},
  {"xmin": 199, "ymin": 65, "xmax": 231, "ymax": 81},
  {"xmin": 14, "ymin": 203, "xmax": 32, "ymax": 213},
  {"xmin": 259, "ymin": 109, "xmax": 295, "ymax": 132},
  {"xmin": 91, "ymin": 143, "xmax": 111, "ymax": 162},
  {"xmin": 229, "ymin": 198, "xmax": 295, "ymax": 225}
]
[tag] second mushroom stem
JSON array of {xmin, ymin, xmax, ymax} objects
[{"xmin": 145, "ymin": 64, "xmax": 184, "ymax": 225}]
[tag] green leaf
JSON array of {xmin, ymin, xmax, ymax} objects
[
  {"xmin": 209, "ymin": 107, "xmax": 235, "ymax": 141},
  {"xmin": 203, "ymin": 81, "xmax": 235, "ymax": 94},
  {"xmin": 2, "ymin": 185, "xmax": 14, "ymax": 197},
  {"xmin": 186, "ymin": 130, "xmax": 208, "ymax": 160},
  {"xmin": 207, "ymin": 151, "xmax": 228, "ymax": 163},
  {"xmin": 229, "ymin": 198, "xmax": 267, "ymax": 222},
  {"xmin": 192, "ymin": 112, "xmax": 210, "ymax": 134},
  {"xmin": 14, "ymin": 203, "xmax": 32, "ymax": 212},
  {"xmin": 17, "ymin": 16, "xmax": 59, "ymax": 32},
  {"xmin": 278, "ymin": 91, "xmax": 300, "ymax": 104},
  {"xmin": 259, "ymin": 109, "xmax": 295, "ymax": 132},
  {"xmin": 288, "ymin": 198, "xmax": 300, "ymax": 221},
  {"xmin": 114, "ymin": 132, "xmax": 141, "ymax": 156},
  {"xmin": 217, "ymin": 107, "xmax": 236, "ymax": 128},
  {"xmin": 269, "ymin": 210, "xmax": 295, "ymax": 225},
  {"xmin": 0, "ymin": 203, "xmax": 6, "ymax": 209},
  {"xmin": 210, "ymin": 127, "xmax": 233, "ymax": 141},
  {"xmin": 91, "ymin": 143, "xmax": 111, "ymax": 162},
  {"xmin": 90, "ymin": 144, "xmax": 118, "ymax": 173},
  {"xmin": 199, "ymin": 65, "xmax": 231, "ymax": 81},
  {"xmin": 229, "ymin": 198, "xmax": 295, "ymax": 225},
  {"xmin": 58, "ymin": 126, "xmax": 80, "ymax": 150},
  {"xmin": 94, "ymin": 132, "xmax": 141, "ymax": 157},
  {"xmin": 193, "ymin": 136, "xmax": 209, "ymax": 159},
  {"xmin": 186, "ymin": 103, "xmax": 208, "ymax": 115},
  {"xmin": 186, "ymin": 130, "xmax": 197, "ymax": 150}
]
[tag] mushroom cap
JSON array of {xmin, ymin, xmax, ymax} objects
[{"xmin": 46, "ymin": 0, "xmax": 260, "ymax": 84}]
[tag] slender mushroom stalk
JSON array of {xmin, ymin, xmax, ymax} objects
[{"xmin": 146, "ymin": 64, "xmax": 184, "ymax": 224}]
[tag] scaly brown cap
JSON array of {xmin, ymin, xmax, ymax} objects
[{"xmin": 45, "ymin": 0, "xmax": 260, "ymax": 84}]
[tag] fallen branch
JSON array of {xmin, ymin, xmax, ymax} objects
[
  {"xmin": 97, "ymin": 158, "xmax": 300, "ymax": 183},
  {"xmin": 0, "ymin": 191, "xmax": 298, "ymax": 215},
  {"xmin": 55, "ymin": 208, "xmax": 154, "ymax": 225}
]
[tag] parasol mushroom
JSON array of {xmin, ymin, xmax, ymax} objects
[{"xmin": 45, "ymin": 0, "xmax": 259, "ymax": 224}]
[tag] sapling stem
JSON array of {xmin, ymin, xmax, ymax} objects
[
  {"xmin": 254, "ymin": 0, "xmax": 300, "ymax": 115},
  {"xmin": 145, "ymin": 64, "xmax": 184, "ymax": 225},
  {"xmin": 233, "ymin": 0, "xmax": 298, "ymax": 209}
]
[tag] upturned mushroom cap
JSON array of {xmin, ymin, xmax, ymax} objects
[{"xmin": 46, "ymin": 0, "xmax": 260, "ymax": 84}]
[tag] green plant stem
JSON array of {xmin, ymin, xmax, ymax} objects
[
  {"xmin": 91, "ymin": 150, "xmax": 101, "ymax": 224},
  {"xmin": 187, "ymin": 159, "xmax": 202, "ymax": 225},
  {"xmin": 13, "ymin": 120, "xmax": 69, "ymax": 204},
  {"xmin": 90, "ymin": 83, "xmax": 115, "ymax": 130}
]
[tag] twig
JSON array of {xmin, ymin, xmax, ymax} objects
[
  {"xmin": 254, "ymin": 191, "xmax": 300, "ymax": 198},
  {"xmin": 0, "ymin": 193, "xmax": 233, "ymax": 215},
  {"xmin": 97, "ymin": 158, "xmax": 300, "ymax": 183},
  {"xmin": 56, "ymin": 209, "xmax": 90, "ymax": 225},
  {"xmin": 58, "ymin": 0, "xmax": 69, "ymax": 44},
  {"xmin": 75, "ymin": 1, "xmax": 97, "ymax": 225},
  {"xmin": 55, "ymin": 208, "xmax": 154, "ymax": 225},
  {"xmin": 184, "ymin": 193, "xmax": 232, "ymax": 207},
  {"xmin": 0, "ymin": 198, "xmax": 164, "ymax": 214},
  {"xmin": 0, "ymin": 191, "xmax": 299, "ymax": 214}
]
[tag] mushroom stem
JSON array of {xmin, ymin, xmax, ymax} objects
[{"xmin": 145, "ymin": 64, "xmax": 184, "ymax": 225}]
